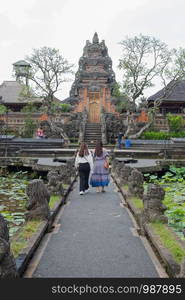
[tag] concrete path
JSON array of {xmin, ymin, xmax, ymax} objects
[{"xmin": 28, "ymin": 179, "xmax": 163, "ymax": 278}]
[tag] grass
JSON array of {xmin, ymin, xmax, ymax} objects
[
  {"xmin": 122, "ymin": 184, "xmax": 128, "ymax": 191},
  {"xmin": 11, "ymin": 187, "xmax": 71, "ymax": 258},
  {"xmin": 49, "ymin": 195, "xmax": 60, "ymax": 209},
  {"xmin": 49, "ymin": 185, "xmax": 69, "ymax": 209},
  {"xmin": 151, "ymin": 221, "xmax": 185, "ymax": 264},
  {"xmin": 11, "ymin": 220, "xmax": 42, "ymax": 258},
  {"xmin": 130, "ymin": 196, "xmax": 144, "ymax": 210}
]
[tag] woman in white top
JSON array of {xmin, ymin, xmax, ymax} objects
[{"xmin": 75, "ymin": 142, "xmax": 93, "ymax": 195}]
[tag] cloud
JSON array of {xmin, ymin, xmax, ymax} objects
[{"xmin": 0, "ymin": 0, "xmax": 185, "ymax": 99}]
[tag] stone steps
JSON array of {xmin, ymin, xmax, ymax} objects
[{"xmin": 84, "ymin": 123, "xmax": 102, "ymax": 146}]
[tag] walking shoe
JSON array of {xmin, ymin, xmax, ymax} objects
[
  {"xmin": 79, "ymin": 191, "xmax": 84, "ymax": 195},
  {"xmin": 84, "ymin": 189, "xmax": 90, "ymax": 194}
]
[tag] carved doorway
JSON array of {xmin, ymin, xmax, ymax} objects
[{"xmin": 88, "ymin": 92, "xmax": 101, "ymax": 123}]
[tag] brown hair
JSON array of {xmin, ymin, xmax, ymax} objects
[
  {"xmin": 78, "ymin": 142, "xmax": 89, "ymax": 157},
  {"xmin": 94, "ymin": 140, "xmax": 103, "ymax": 157}
]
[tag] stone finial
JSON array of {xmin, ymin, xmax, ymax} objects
[
  {"xmin": 26, "ymin": 179, "xmax": 50, "ymax": 221},
  {"xmin": 128, "ymin": 168, "xmax": 144, "ymax": 199},
  {"xmin": 92, "ymin": 32, "xmax": 99, "ymax": 44},
  {"xmin": 0, "ymin": 214, "xmax": 18, "ymax": 278},
  {"xmin": 142, "ymin": 183, "xmax": 167, "ymax": 223}
]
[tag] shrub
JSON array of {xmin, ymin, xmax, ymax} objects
[
  {"xmin": 167, "ymin": 113, "xmax": 184, "ymax": 132},
  {"xmin": 142, "ymin": 131, "xmax": 185, "ymax": 140},
  {"xmin": 59, "ymin": 103, "xmax": 72, "ymax": 112}
]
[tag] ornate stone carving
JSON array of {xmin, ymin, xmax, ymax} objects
[
  {"xmin": 26, "ymin": 179, "xmax": 50, "ymax": 221},
  {"xmin": 40, "ymin": 120, "xmax": 69, "ymax": 142},
  {"xmin": 47, "ymin": 170, "xmax": 64, "ymax": 196},
  {"xmin": 65, "ymin": 32, "xmax": 116, "ymax": 108},
  {"xmin": 0, "ymin": 214, "xmax": 18, "ymax": 278},
  {"xmin": 142, "ymin": 183, "xmax": 168, "ymax": 223},
  {"xmin": 128, "ymin": 168, "xmax": 144, "ymax": 199}
]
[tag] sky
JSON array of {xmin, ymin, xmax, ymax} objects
[{"xmin": 1, "ymin": 0, "xmax": 185, "ymax": 100}]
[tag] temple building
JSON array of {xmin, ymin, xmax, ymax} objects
[
  {"xmin": 147, "ymin": 80, "xmax": 185, "ymax": 114},
  {"xmin": 0, "ymin": 80, "xmax": 43, "ymax": 112},
  {"xmin": 65, "ymin": 32, "xmax": 117, "ymax": 122},
  {"xmin": 0, "ymin": 60, "xmax": 43, "ymax": 112}
]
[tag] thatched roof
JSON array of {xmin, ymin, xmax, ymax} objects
[
  {"xmin": 147, "ymin": 80, "xmax": 185, "ymax": 102},
  {"xmin": 0, "ymin": 81, "xmax": 42, "ymax": 104}
]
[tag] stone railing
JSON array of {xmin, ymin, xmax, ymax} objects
[
  {"xmin": 100, "ymin": 109, "xmax": 107, "ymax": 144},
  {"xmin": 111, "ymin": 159, "xmax": 185, "ymax": 278},
  {"xmin": 78, "ymin": 108, "xmax": 88, "ymax": 143}
]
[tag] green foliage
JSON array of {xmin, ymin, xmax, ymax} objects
[
  {"xmin": 0, "ymin": 104, "xmax": 8, "ymax": 115},
  {"xmin": 21, "ymin": 103, "xmax": 39, "ymax": 113},
  {"xmin": 11, "ymin": 220, "xmax": 42, "ymax": 257},
  {"xmin": 21, "ymin": 115, "xmax": 37, "ymax": 138},
  {"xmin": 58, "ymin": 103, "xmax": 72, "ymax": 112},
  {"xmin": 0, "ymin": 170, "xmax": 29, "ymax": 237},
  {"xmin": 142, "ymin": 131, "xmax": 185, "ymax": 140},
  {"xmin": 167, "ymin": 113, "xmax": 184, "ymax": 132},
  {"xmin": 112, "ymin": 82, "xmax": 124, "ymax": 98},
  {"xmin": 144, "ymin": 167, "xmax": 185, "ymax": 240},
  {"xmin": 49, "ymin": 195, "xmax": 60, "ymax": 209},
  {"xmin": 130, "ymin": 196, "xmax": 144, "ymax": 209},
  {"xmin": 151, "ymin": 222, "xmax": 185, "ymax": 263}
]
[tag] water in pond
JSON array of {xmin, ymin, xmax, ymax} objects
[{"xmin": 0, "ymin": 167, "xmax": 46, "ymax": 236}]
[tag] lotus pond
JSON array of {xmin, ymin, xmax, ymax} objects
[
  {"xmin": 144, "ymin": 166, "xmax": 185, "ymax": 240},
  {"xmin": 0, "ymin": 167, "xmax": 66, "ymax": 238},
  {"xmin": 0, "ymin": 168, "xmax": 29, "ymax": 236}
]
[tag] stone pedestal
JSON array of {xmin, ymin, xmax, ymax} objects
[
  {"xmin": 0, "ymin": 214, "xmax": 18, "ymax": 278},
  {"xmin": 142, "ymin": 183, "xmax": 167, "ymax": 223},
  {"xmin": 128, "ymin": 168, "xmax": 144, "ymax": 199}
]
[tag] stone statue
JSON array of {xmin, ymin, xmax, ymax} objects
[
  {"xmin": 26, "ymin": 179, "xmax": 50, "ymax": 221},
  {"xmin": 128, "ymin": 168, "xmax": 144, "ymax": 199},
  {"xmin": 0, "ymin": 214, "xmax": 18, "ymax": 278},
  {"xmin": 142, "ymin": 183, "xmax": 168, "ymax": 223},
  {"xmin": 47, "ymin": 170, "xmax": 64, "ymax": 196}
]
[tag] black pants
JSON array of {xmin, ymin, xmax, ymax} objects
[{"xmin": 78, "ymin": 162, "xmax": 90, "ymax": 192}]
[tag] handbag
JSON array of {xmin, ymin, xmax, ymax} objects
[{"xmin": 104, "ymin": 159, "xmax": 109, "ymax": 169}]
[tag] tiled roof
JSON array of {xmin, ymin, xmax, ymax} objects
[{"xmin": 147, "ymin": 80, "xmax": 185, "ymax": 102}]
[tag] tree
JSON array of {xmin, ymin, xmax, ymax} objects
[
  {"xmin": 112, "ymin": 83, "xmax": 133, "ymax": 112},
  {"xmin": 119, "ymin": 34, "xmax": 172, "ymax": 110},
  {"xmin": 118, "ymin": 35, "xmax": 185, "ymax": 138},
  {"xmin": 26, "ymin": 47, "xmax": 73, "ymax": 113},
  {"xmin": 21, "ymin": 115, "xmax": 37, "ymax": 138},
  {"xmin": 0, "ymin": 104, "xmax": 8, "ymax": 115}
]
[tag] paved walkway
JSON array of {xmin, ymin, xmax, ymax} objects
[{"xmin": 29, "ymin": 179, "xmax": 162, "ymax": 278}]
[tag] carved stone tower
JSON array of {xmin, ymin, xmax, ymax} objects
[{"xmin": 69, "ymin": 33, "xmax": 117, "ymax": 122}]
